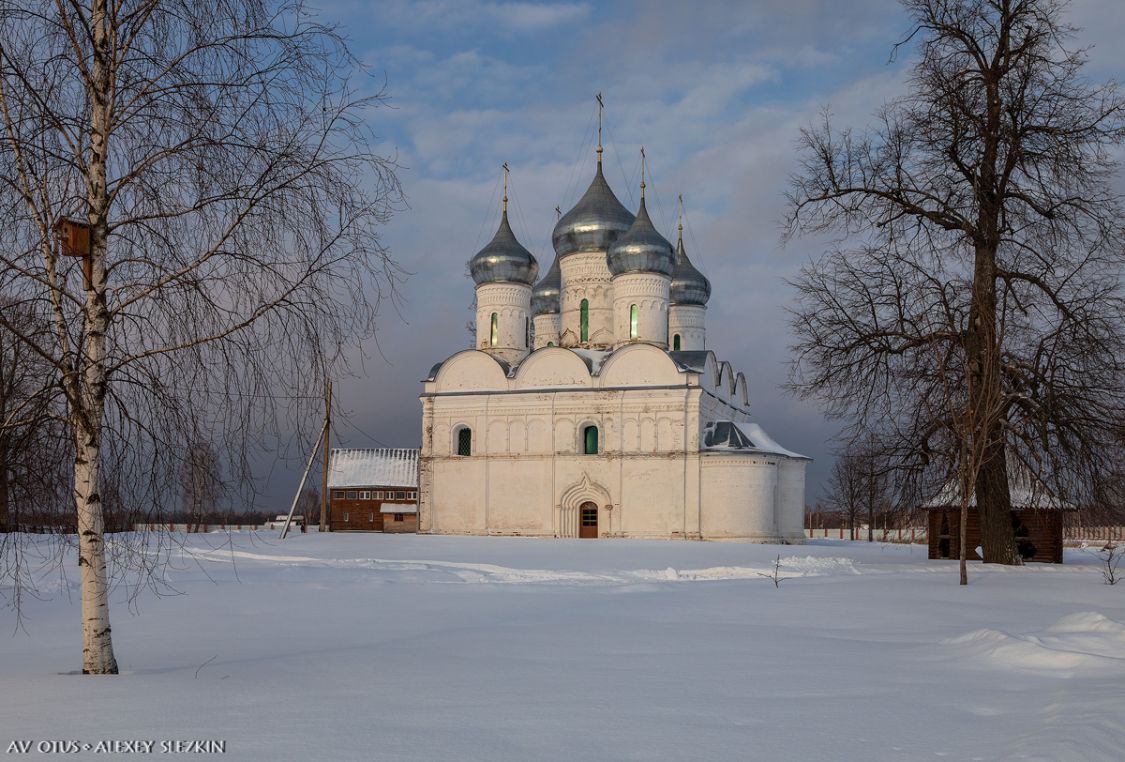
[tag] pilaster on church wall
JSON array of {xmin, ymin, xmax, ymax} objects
[{"xmin": 418, "ymin": 397, "xmax": 435, "ymax": 533}]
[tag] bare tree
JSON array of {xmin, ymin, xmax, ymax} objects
[
  {"xmin": 825, "ymin": 447, "xmax": 867, "ymax": 540},
  {"xmin": 0, "ymin": 300, "xmax": 69, "ymax": 532},
  {"xmin": 0, "ymin": 1, "xmax": 401, "ymax": 673},
  {"xmin": 295, "ymin": 485, "xmax": 319, "ymax": 522},
  {"xmin": 825, "ymin": 441, "xmax": 894, "ymax": 541},
  {"xmin": 180, "ymin": 439, "xmax": 225, "ymax": 531},
  {"xmin": 786, "ymin": 0, "xmax": 1125, "ymax": 564}
]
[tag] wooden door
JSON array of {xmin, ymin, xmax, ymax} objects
[{"xmin": 579, "ymin": 502, "xmax": 598, "ymax": 539}]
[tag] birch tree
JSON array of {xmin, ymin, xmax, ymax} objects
[
  {"xmin": 786, "ymin": 0, "xmax": 1125, "ymax": 563},
  {"xmin": 0, "ymin": 0, "xmax": 400, "ymax": 673}
]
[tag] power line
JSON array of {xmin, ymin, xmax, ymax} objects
[
  {"xmin": 506, "ymin": 171, "xmax": 537, "ymax": 263},
  {"xmin": 560, "ymin": 102, "xmax": 597, "ymax": 213},
  {"xmin": 472, "ymin": 170, "xmax": 504, "ymax": 254},
  {"xmin": 682, "ymin": 202, "xmax": 709, "ymax": 271},
  {"xmin": 336, "ymin": 413, "xmax": 391, "ymax": 448},
  {"xmin": 602, "ymin": 117, "xmax": 637, "ymax": 209},
  {"xmin": 642, "ymin": 151, "xmax": 673, "ymax": 235}
]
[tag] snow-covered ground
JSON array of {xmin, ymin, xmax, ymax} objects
[{"xmin": 2, "ymin": 533, "xmax": 1123, "ymax": 761}]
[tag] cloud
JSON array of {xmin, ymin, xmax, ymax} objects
[
  {"xmin": 370, "ymin": 0, "xmax": 591, "ymax": 34},
  {"xmin": 297, "ymin": 0, "xmax": 1124, "ymax": 507},
  {"xmin": 319, "ymin": 0, "xmax": 922, "ymax": 504}
]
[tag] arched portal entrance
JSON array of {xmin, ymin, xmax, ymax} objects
[
  {"xmin": 558, "ymin": 475, "xmax": 611, "ymax": 538},
  {"xmin": 579, "ymin": 501, "xmax": 598, "ymax": 539}
]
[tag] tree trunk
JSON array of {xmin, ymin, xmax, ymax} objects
[
  {"xmin": 75, "ymin": 0, "xmax": 118, "ymax": 674},
  {"xmin": 961, "ymin": 53, "xmax": 1021, "ymax": 566},
  {"xmin": 958, "ymin": 421, "xmax": 969, "ymax": 586},
  {"xmin": 976, "ymin": 437, "xmax": 1018, "ymax": 564},
  {"xmin": 964, "ymin": 270, "xmax": 1019, "ymax": 566},
  {"xmin": 866, "ymin": 453, "xmax": 874, "ymax": 542},
  {"xmin": 76, "ymin": 420, "xmax": 117, "ymax": 674},
  {"xmin": 0, "ymin": 440, "xmax": 9, "ymax": 532},
  {"xmin": 964, "ymin": 255, "xmax": 1016, "ymax": 564}
]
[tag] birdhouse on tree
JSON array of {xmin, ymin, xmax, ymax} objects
[{"xmin": 54, "ymin": 217, "xmax": 92, "ymax": 288}]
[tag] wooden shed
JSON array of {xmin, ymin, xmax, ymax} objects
[
  {"xmin": 327, "ymin": 448, "xmax": 418, "ymax": 533},
  {"xmin": 924, "ymin": 469, "xmax": 1073, "ymax": 564}
]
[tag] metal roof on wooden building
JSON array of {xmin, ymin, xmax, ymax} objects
[
  {"xmin": 922, "ymin": 461, "xmax": 1074, "ymax": 511},
  {"xmin": 327, "ymin": 448, "xmax": 418, "ymax": 489}
]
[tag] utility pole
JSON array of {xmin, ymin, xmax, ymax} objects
[
  {"xmin": 320, "ymin": 380, "xmax": 332, "ymax": 532},
  {"xmin": 867, "ymin": 435, "xmax": 876, "ymax": 542},
  {"xmin": 280, "ymin": 417, "xmax": 328, "ymax": 540}
]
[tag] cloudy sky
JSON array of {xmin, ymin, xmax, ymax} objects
[{"xmin": 297, "ymin": 0, "xmax": 1124, "ymax": 505}]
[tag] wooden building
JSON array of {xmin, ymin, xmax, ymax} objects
[
  {"xmin": 327, "ymin": 448, "xmax": 418, "ymax": 533},
  {"xmin": 924, "ymin": 469, "xmax": 1073, "ymax": 564}
]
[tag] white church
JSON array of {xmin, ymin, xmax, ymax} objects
[{"xmin": 418, "ymin": 138, "xmax": 808, "ymax": 542}]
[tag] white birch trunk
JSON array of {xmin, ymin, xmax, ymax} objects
[
  {"xmin": 76, "ymin": 420, "xmax": 116, "ymax": 674},
  {"xmin": 76, "ymin": 0, "xmax": 118, "ymax": 675}
]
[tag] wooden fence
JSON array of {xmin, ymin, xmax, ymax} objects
[
  {"xmin": 1063, "ymin": 526, "xmax": 1125, "ymax": 545},
  {"xmin": 805, "ymin": 525, "xmax": 1124, "ymax": 546},
  {"xmin": 804, "ymin": 527, "xmax": 927, "ymax": 543},
  {"xmin": 131, "ymin": 523, "xmax": 276, "ymax": 533}
]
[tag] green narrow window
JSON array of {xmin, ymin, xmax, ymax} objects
[
  {"xmin": 490, "ymin": 313, "xmax": 498, "ymax": 347},
  {"xmin": 457, "ymin": 427, "xmax": 472, "ymax": 456},
  {"xmin": 673, "ymin": 334, "xmax": 681, "ymax": 351},
  {"xmin": 579, "ymin": 299, "xmax": 589, "ymax": 342},
  {"xmin": 547, "ymin": 341, "xmax": 554, "ymax": 347},
  {"xmin": 583, "ymin": 425, "xmax": 599, "ymax": 455},
  {"xmin": 630, "ymin": 304, "xmax": 639, "ymax": 339},
  {"xmin": 525, "ymin": 317, "xmax": 530, "ymax": 348}
]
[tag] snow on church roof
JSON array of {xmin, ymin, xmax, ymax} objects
[
  {"xmin": 569, "ymin": 348, "xmax": 612, "ymax": 374},
  {"xmin": 701, "ymin": 421, "xmax": 809, "ymax": 460},
  {"xmin": 328, "ymin": 448, "xmax": 418, "ymax": 489}
]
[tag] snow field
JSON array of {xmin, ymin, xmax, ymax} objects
[{"xmin": 1, "ymin": 533, "xmax": 1123, "ymax": 761}]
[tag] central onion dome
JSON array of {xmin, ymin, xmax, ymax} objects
[
  {"xmin": 670, "ymin": 227, "xmax": 711, "ymax": 305},
  {"xmin": 531, "ymin": 252, "xmax": 561, "ymax": 315},
  {"xmin": 607, "ymin": 196, "xmax": 674, "ymax": 277},
  {"xmin": 469, "ymin": 210, "xmax": 539, "ymax": 286},
  {"xmin": 551, "ymin": 162, "xmax": 634, "ymax": 258}
]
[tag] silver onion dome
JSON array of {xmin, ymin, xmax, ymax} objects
[
  {"xmin": 469, "ymin": 211, "xmax": 539, "ymax": 286},
  {"xmin": 531, "ymin": 252, "xmax": 561, "ymax": 315},
  {"xmin": 670, "ymin": 231, "xmax": 711, "ymax": 305},
  {"xmin": 607, "ymin": 197, "xmax": 674, "ymax": 277},
  {"xmin": 551, "ymin": 162, "xmax": 634, "ymax": 258}
]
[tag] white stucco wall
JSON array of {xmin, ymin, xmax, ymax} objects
[
  {"xmin": 475, "ymin": 282, "xmax": 531, "ymax": 365},
  {"xmin": 611, "ymin": 272, "xmax": 670, "ymax": 347},
  {"xmin": 699, "ymin": 454, "xmax": 780, "ymax": 541},
  {"xmin": 419, "ymin": 344, "xmax": 808, "ymax": 544},
  {"xmin": 559, "ymin": 250, "xmax": 615, "ymax": 348},
  {"xmin": 776, "ymin": 459, "xmax": 808, "ymax": 543},
  {"xmin": 532, "ymin": 313, "xmax": 561, "ymax": 349},
  {"xmin": 668, "ymin": 304, "xmax": 706, "ymax": 351}
]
